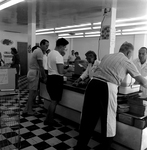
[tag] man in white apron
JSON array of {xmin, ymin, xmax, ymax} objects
[
  {"xmin": 74, "ymin": 42, "xmax": 147, "ymax": 150},
  {"xmin": 133, "ymin": 47, "xmax": 147, "ymax": 97}
]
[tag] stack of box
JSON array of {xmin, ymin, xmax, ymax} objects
[{"xmin": 128, "ymin": 96, "xmax": 147, "ymax": 116}]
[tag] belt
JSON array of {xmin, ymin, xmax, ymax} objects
[{"xmin": 92, "ymin": 76, "xmax": 108, "ymax": 82}]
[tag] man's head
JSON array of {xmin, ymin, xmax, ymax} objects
[
  {"xmin": 56, "ymin": 38, "xmax": 69, "ymax": 55},
  {"xmin": 85, "ymin": 50, "xmax": 97, "ymax": 64},
  {"xmin": 40, "ymin": 39, "xmax": 49, "ymax": 53},
  {"xmin": 119, "ymin": 42, "xmax": 134, "ymax": 59},
  {"xmin": 75, "ymin": 52, "xmax": 79, "ymax": 57},
  {"xmin": 138, "ymin": 47, "xmax": 147, "ymax": 64}
]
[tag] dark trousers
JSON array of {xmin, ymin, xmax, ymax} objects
[
  {"xmin": 76, "ymin": 79, "xmax": 114, "ymax": 150},
  {"xmin": 45, "ymin": 75, "xmax": 63, "ymax": 124}
]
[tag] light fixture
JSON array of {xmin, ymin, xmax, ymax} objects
[
  {"xmin": 58, "ymin": 33, "xmax": 70, "ymax": 36},
  {"xmin": 55, "ymin": 23, "xmax": 91, "ymax": 30},
  {"xmin": 75, "ymin": 33, "xmax": 83, "ymax": 35},
  {"xmin": 116, "ymin": 16, "xmax": 147, "ymax": 23},
  {"xmin": 116, "ymin": 21, "xmax": 147, "ymax": 27},
  {"xmin": 93, "ymin": 22, "xmax": 101, "ymax": 25},
  {"xmin": 93, "ymin": 26, "xmax": 101, "ymax": 29},
  {"xmin": 85, "ymin": 31, "xmax": 100, "ymax": 35},
  {"xmin": 36, "ymin": 31, "xmax": 55, "ymax": 35},
  {"xmin": 122, "ymin": 27, "xmax": 147, "ymax": 32},
  {"xmin": 0, "ymin": 0, "xmax": 24, "ymax": 11},
  {"xmin": 85, "ymin": 34, "xmax": 100, "ymax": 37},
  {"xmin": 61, "ymin": 36, "xmax": 84, "ymax": 39},
  {"xmin": 122, "ymin": 31, "xmax": 147, "ymax": 35},
  {"xmin": 36, "ymin": 28, "xmax": 54, "ymax": 33},
  {"xmin": 55, "ymin": 27, "xmax": 92, "ymax": 33}
]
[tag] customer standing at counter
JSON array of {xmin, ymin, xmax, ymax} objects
[
  {"xmin": 74, "ymin": 50, "xmax": 100, "ymax": 86},
  {"xmin": 22, "ymin": 39, "xmax": 48, "ymax": 115},
  {"xmin": 133, "ymin": 47, "xmax": 147, "ymax": 97},
  {"xmin": 44, "ymin": 38, "xmax": 69, "ymax": 126},
  {"xmin": 74, "ymin": 42, "xmax": 147, "ymax": 150},
  {"xmin": 67, "ymin": 49, "xmax": 75, "ymax": 64},
  {"xmin": 10, "ymin": 47, "xmax": 20, "ymax": 89}
]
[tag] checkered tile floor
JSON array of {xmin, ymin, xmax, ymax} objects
[{"xmin": 0, "ymin": 76, "xmax": 128, "ymax": 150}]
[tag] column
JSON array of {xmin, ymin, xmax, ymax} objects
[
  {"xmin": 98, "ymin": 0, "xmax": 117, "ymax": 60},
  {"xmin": 27, "ymin": 0, "xmax": 36, "ymax": 67}
]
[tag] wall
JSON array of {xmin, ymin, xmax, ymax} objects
[{"xmin": 71, "ymin": 34, "xmax": 147, "ymax": 61}]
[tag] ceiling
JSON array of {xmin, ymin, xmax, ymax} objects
[{"xmin": 0, "ymin": 0, "xmax": 146, "ymax": 33}]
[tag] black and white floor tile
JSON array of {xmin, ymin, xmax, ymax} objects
[{"xmin": 0, "ymin": 76, "xmax": 129, "ymax": 150}]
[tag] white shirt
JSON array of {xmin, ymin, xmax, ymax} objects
[
  {"xmin": 47, "ymin": 50, "xmax": 64, "ymax": 75},
  {"xmin": 133, "ymin": 58, "xmax": 147, "ymax": 96},
  {"xmin": 68, "ymin": 55, "xmax": 75, "ymax": 62},
  {"xmin": 43, "ymin": 54, "xmax": 48, "ymax": 70},
  {"xmin": 80, "ymin": 60, "xmax": 100, "ymax": 80},
  {"xmin": 133, "ymin": 58, "xmax": 147, "ymax": 77}
]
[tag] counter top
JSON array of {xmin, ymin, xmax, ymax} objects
[{"xmin": 63, "ymin": 80, "xmax": 86, "ymax": 94}]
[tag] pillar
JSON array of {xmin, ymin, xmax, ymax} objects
[
  {"xmin": 98, "ymin": 0, "xmax": 117, "ymax": 60},
  {"xmin": 27, "ymin": 0, "xmax": 36, "ymax": 68}
]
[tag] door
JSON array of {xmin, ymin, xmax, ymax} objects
[{"xmin": 17, "ymin": 42, "xmax": 28, "ymax": 76}]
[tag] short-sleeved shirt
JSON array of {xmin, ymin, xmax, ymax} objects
[
  {"xmin": 93, "ymin": 52, "xmax": 141, "ymax": 86},
  {"xmin": 29, "ymin": 48, "xmax": 43, "ymax": 70},
  {"xmin": 47, "ymin": 50, "xmax": 64, "ymax": 75},
  {"xmin": 68, "ymin": 55, "xmax": 75, "ymax": 62},
  {"xmin": 43, "ymin": 54, "xmax": 48, "ymax": 70},
  {"xmin": 80, "ymin": 60, "xmax": 100, "ymax": 80},
  {"xmin": 133, "ymin": 58, "xmax": 147, "ymax": 77}
]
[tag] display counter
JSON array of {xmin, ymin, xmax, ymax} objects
[{"xmin": 39, "ymin": 79, "xmax": 147, "ymax": 150}]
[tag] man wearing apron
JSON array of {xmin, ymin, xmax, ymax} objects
[
  {"xmin": 74, "ymin": 42, "xmax": 147, "ymax": 150},
  {"xmin": 133, "ymin": 47, "xmax": 147, "ymax": 97}
]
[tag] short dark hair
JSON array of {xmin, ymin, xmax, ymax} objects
[
  {"xmin": 40, "ymin": 39, "xmax": 49, "ymax": 46},
  {"xmin": 85, "ymin": 50, "xmax": 97, "ymax": 60},
  {"xmin": 119, "ymin": 42, "xmax": 134, "ymax": 53},
  {"xmin": 32, "ymin": 45, "xmax": 39, "ymax": 52},
  {"xmin": 139, "ymin": 47, "xmax": 147, "ymax": 53},
  {"xmin": 75, "ymin": 52, "xmax": 79, "ymax": 55},
  {"xmin": 11, "ymin": 47, "xmax": 17, "ymax": 54},
  {"xmin": 56, "ymin": 38, "xmax": 69, "ymax": 47}
]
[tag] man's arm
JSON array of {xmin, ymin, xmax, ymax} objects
[
  {"xmin": 134, "ymin": 75, "xmax": 147, "ymax": 88},
  {"xmin": 37, "ymin": 59, "xmax": 47, "ymax": 80},
  {"xmin": 57, "ymin": 64, "xmax": 64, "ymax": 75}
]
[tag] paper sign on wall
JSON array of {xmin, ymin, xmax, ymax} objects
[{"xmin": 0, "ymin": 69, "xmax": 8, "ymax": 84}]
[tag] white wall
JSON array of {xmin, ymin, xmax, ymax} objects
[{"xmin": 71, "ymin": 34, "xmax": 146, "ymax": 61}]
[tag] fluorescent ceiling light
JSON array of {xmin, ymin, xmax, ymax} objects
[
  {"xmin": 116, "ymin": 30, "xmax": 121, "ymax": 33},
  {"xmin": 55, "ymin": 23, "xmax": 91, "ymax": 30},
  {"xmin": 85, "ymin": 34, "xmax": 100, "ymax": 37},
  {"xmin": 61, "ymin": 36, "xmax": 83, "ymax": 39},
  {"xmin": 36, "ymin": 28, "xmax": 54, "ymax": 33},
  {"xmin": 55, "ymin": 27, "xmax": 92, "ymax": 33},
  {"xmin": 36, "ymin": 31, "xmax": 55, "ymax": 35},
  {"xmin": 58, "ymin": 33, "xmax": 70, "ymax": 36},
  {"xmin": 93, "ymin": 26, "xmax": 101, "ymax": 29},
  {"xmin": 116, "ymin": 16, "xmax": 147, "ymax": 23},
  {"xmin": 122, "ymin": 31, "xmax": 147, "ymax": 35},
  {"xmin": 85, "ymin": 31, "xmax": 100, "ymax": 35},
  {"xmin": 93, "ymin": 22, "xmax": 101, "ymax": 25},
  {"xmin": 116, "ymin": 21, "xmax": 147, "ymax": 27},
  {"xmin": 122, "ymin": 27, "xmax": 147, "ymax": 32},
  {"xmin": 75, "ymin": 33, "xmax": 83, "ymax": 35},
  {"xmin": 0, "ymin": 0, "xmax": 24, "ymax": 11},
  {"xmin": 116, "ymin": 33, "xmax": 121, "ymax": 35}
]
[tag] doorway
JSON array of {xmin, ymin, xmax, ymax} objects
[{"xmin": 17, "ymin": 42, "xmax": 28, "ymax": 76}]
